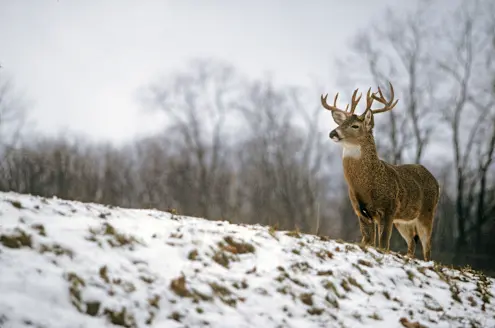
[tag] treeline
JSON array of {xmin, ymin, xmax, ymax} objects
[
  {"xmin": 0, "ymin": 70, "xmax": 338, "ymax": 235},
  {"xmin": 1, "ymin": 0, "xmax": 495, "ymax": 273}
]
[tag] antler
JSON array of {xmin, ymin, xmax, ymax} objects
[
  {"xmin": 321, "ymin": 89, "xmax": 363, "ymax": 115},
  {"xmin": 366, "ymin": 82, "xmax": 399, "ymax": 114}
]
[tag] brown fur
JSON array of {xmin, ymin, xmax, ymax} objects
[{"xmin": 324, "ymin": 86, "xmax": 439, "ymax": 261}]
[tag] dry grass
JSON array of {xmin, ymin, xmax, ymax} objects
[
  {"xmin": 221, "ymin": 236, "xmax": 255, "ymax": 254},
  {"xmin": 286, "ymin": 228, "xmax": 301, "ymax": 238},
  {"xmin": 0, "ymin": 228, "xmax": 32, "ymax": 249},
  {"xmin": 7, "ymin": 199, "xmax": 23, "ymax": 209},
  {"xmin": 38, "ymin": 243, "xmax": 74, "ymax": 258},
  {"xmin": 87, "ymin": 223, "xmax": 143, "ymax": 249},
  {"xmin": 103, "ymin": 307, "xmax": 136, "ymax": 328},
  {"xmin": 31, "ymin": 223, "xmax": 47, "ymax": 236}
]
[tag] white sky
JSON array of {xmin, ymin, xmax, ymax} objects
[{"xmin": 1, "ymin": 0, "xmax": 409, "ymax": 143}]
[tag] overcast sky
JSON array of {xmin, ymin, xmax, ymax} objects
[{"xmin": 1, "ymin": 0, "xmax": 412, "ymax": 143}]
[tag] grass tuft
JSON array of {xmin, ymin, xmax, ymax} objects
[
  {"xmin": 307, "ymin": 307, "xmax": 324, "ymax": 315},
  {"xmin": 348, "ymin": 277, "xmax": 370, "ymax": 294},
  {"xmin": 222, "ymin": 236, "xmax": 255, "ymax": 254},
  {"xmin": 99, "ymin": 265, "xmax": 110, "ymax": 283},
  {"xmin": 31, "ymin": 223, "xmax": 47, "ymax": 236},
  {"xmin": 104, "ymin": 307, "xmax": 136, "ymax": 328},
  {"xmin": 322, "ymin": 279, "xmax": 343, "ymax": 298},
  {"xmin": 212, "ymin": 250, "xmax": 232, "ymax": 268},
  {"xmin": 188, "ymin": 249, "xmax": 199, "ymax": 261},
  {"xmin": 148, "ymin": 295, "xmax": 160, "ymax": 309},
  {"xmin": 170, "ymin": 275, "xmax": 192, "ymax": 298},
  {"xmin": 317, "ymin": 270, "xmax": 333, "ymax": 276},
  {"xmin": 299, "ymin": 293, "xmax": 313, "ymax": 306},
  {"xmin": 357, "ymin": 259, "xmax": 373, "ymax": 267},
  {"xmin": 268, "ymin": 224, "xmax": 279, "ymax": 239},
  {"xmin": 341, "ymin": 279, "xmax": 351, "ymax": 292},
  {"xmin": 368, "ymin": 312, "xmax": 382, "ymax": 320},
  {"xmin": 406, "ymin": 270, "xmax": 416, "ymax": 282},
  {"xmin": 316, "ymin": 249, "xmax": 334, "ymax": 260},
  {"xmin": 87, "ymin": 223, "xmax": 143, "ymax": 249},
  {"xmin": 286, "ymin": 228, "xmax": 301, "ymax": 238},
  {"xmin": 423, "ymin": 293, "xmax": 443, "ymax": 312},
  {"xmin": 209, "ymin": 282, "xmax": 239, "ymax": 307},
  {"xmin": 399, "ymin": 317, "xmax": 428, "ymax": 328},
  {"xmin": 66, "ymin": 272, "xmax": 86, "ymax": 313},
  {"xmin": 38, "ymin": 243, "xmax": 74, "ymax": 258},
  {"xmin": 169, "ymin": 311, "xmax": 183, "ymax": 322},
  {"xmin": 232, "ymin": 280, "xmax": 249, "ymax": 289},
  {"xmin": 8, "ymin": 199, "xmax": 23, "ymax": 209},
  {"xmin": 86, "ymin": 301, "xmax": 101, "ymax": 316},
  {"xmin": 0, "ymin": 228, "xmax": 32, "ymax": 249},
  {"xmin": 291, "ymin": 261, "xmax": 311, "ymax": 273},
  {"xmin": 325, "ymin": 294, "xmax": 339, "ymax": 308}
]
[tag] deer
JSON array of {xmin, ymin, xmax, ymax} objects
[{"xmin": 321, "ymin": 82, "xmax": 439, "ymax": 261}]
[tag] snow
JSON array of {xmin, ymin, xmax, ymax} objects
[{"xmin": 0, "ymin": 191, "xmax": 494, "ymax": 328}]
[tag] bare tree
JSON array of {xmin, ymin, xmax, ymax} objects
[
  {"xmin": 143, "ymin": 59, "xmax": 241, "ymax": 219},
  {"xmin": 98, "ymin": 143, "xmax": 137, "ymax": 207},
  {"xmin": 0, "ymin": 71, "xmax": 28, "ymax": 162},
  {"xmin": 235, "ymin": 78, "xmax": 334, "ymax": 233},
  {"xmin": 434, "ymin": 0, "xmax": 495, "ymax": 253},
  {"xmin": 0, "ymin": 135, "xmax": 104, "ymax": 202},
  {"xmin": 132, "ymin": 135, "xmax": 170, "ymax": 210},
  {"xmin": 337, "ymin": 1, "xmax": 440, "ymax": 165}
]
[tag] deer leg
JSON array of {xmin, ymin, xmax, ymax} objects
[
  {"xmin": 378, "ymin": 216, "xmax": 394, "ymax": 251},
  {"xmin": 358, "ymin": 216, "xmax": 375, "ymax": 246},
  {"xmin": 394, "ymin": 222, "xmax": 416, "ymax": 258},
  {"xmin": 416, "ymin": 217, "xmax": 433, "ymax": 262},
  {"xmin": 373, "ymin": 222, "xmax": 377, "ymax": 247}
]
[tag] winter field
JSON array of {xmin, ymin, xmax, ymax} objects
[{"xmin": 0, "ymin": 192, "xmax": 494, "ymax": 328}]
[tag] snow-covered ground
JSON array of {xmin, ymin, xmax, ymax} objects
[{"xmin": 0, "ymin": 192, "xmax": 493, "ymax": 328}]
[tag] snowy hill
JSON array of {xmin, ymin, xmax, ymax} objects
[{"xmin": 0, "ymin": 192, "xmax": 493, "ymax": 328}]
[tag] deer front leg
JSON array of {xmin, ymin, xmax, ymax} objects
[
  {"xmin": 378, "ymin": 216, "xmax": 394, "ymax": 251},
  {"xmin": 358, "ymin": 217, "xmax": 376, "ymax": 246},
  {"xmin": 350, "ymin": 193, "xmax": 376, "ymax": 246}
]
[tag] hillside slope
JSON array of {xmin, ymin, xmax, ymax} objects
[{"xmin": 0, "ymin": 192, "xmax": 493, "ymax": 328}]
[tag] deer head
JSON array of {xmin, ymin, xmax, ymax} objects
[{"xmin": 321, "ymin": 82, "xmax": 398, "ymax": 145}]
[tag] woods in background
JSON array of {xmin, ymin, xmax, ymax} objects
[{"xmin": 1, "ymin": 0, "xmax": 494, "ymax": 274}]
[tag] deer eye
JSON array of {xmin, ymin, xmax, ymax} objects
[{"xmin": 351, "ymin": 125, "xmax": 359, "ymax": 129}]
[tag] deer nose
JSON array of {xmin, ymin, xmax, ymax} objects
[{"xmin": 329, "ymin": 130, "xmax": 339, "ymax": 139}]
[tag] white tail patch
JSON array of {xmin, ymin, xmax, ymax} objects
[{"xmin": 342, "ymin": 144, "xmax": 362, "ymax": 159}]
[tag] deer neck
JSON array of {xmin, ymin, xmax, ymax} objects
[
  {"xmin": 341, "ymin": 134, "xmax": 382, "ymax": 188},
  {"xmin": 341, "ymin": 134, "xmax": 378, "ymax": 161}
]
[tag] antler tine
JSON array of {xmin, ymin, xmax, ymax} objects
[
  {"xmin": 365, "ymin": 87, "xmax": 374, "ymax": 111},
  {"xmin": 370, "ymin": 82, "xmax": 399, "ymax": 114},
  {"xmin": 320, "ymin": 92, "xmax": 348, "ymax": 113},
  {"xmin": 321, "ymin": 88, "xmax": 366, "ymax": 115},
  {"xmin": 348, "ymin": 88, "xmax": 362, "ymax": 115}
]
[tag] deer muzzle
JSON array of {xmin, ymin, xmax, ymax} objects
[{"xmin": 329, "ymin": 129, "xmax": 341, "ymax": 142}]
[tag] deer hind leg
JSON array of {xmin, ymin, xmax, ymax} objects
[
  {"xmin": 394, "ymin": 221, "xmax": 417, "ymax": 258},
  {"xmin": 416, "ymin": 217, "xmax": 433, "ymax": 261}
]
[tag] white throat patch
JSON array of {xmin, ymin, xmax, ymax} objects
[{"xmin": 342, "ymin": 143, "xmax": 362, "ymax": 159}]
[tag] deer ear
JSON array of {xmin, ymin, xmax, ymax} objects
[
  {"xmin": 331, "ymin": 111, "xmax": 347, "ymax": 125},
  {"xmin": 363, "ymin": 109, "xmax": 374, "ymax": 130}
]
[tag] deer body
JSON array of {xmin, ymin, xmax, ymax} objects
[{"xmin": 322, "ymin": 83, "xmax": 439, "ymax": 261}]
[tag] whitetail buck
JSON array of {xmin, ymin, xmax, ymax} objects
[{"xmin": 321, "ymin": 82, "xmax": 439, "ymax": 261}]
